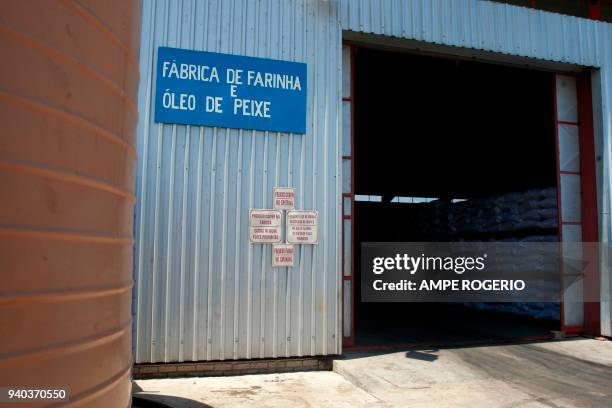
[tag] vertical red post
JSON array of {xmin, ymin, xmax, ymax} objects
[
  {"xmin": 552, "ymin": 75, "xmax": 566, "ymax": 333},
  {"xmin": 588, "ymin": 0, "xmax": 602, "ymax": 20},
  {"xmin": 341, "ymin": 45, "xmax": 356, "ymax": 347},
  {"xmin": 577, "ymin": 73, "xmax": 600, "ymax": 335}
]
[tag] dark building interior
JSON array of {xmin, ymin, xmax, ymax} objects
[{"xmin": 352, "ymin": 47, "xmax": 561, "ymax": 346}]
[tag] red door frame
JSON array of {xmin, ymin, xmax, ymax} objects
[
  {"xmin": 342, "ymin": 44, "xmax": 356, "ymax": 347},
  {"xmin": 577, "ymin": 73, "xmax": 600, "ymax": 335},
  {"xmin": 553, "ymin": 73, "xmax": 599, "ymax": 336},
  {"xmin": 528, "ymin": 0, "xmax": 601, "ymax": 21},
  {"xmin": 342, "ymin": 48, "xmax": 602, "ymax": 346},
  {"xmin": 553, "ymin": 72, "xmax": 601, "ymax": 335}
]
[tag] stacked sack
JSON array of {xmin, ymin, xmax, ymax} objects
[
  {"xmin": 466, "ymin": 302, "xmax": 559, "ymax": 320},
  {"xmin": 391, "ymin": 188, "xmax": 561, "ymax": 320},
  {"xmin": 410, "ymin": 199, "xmax": 453, "ymax": 236},
  {"xmin": 450, "ymin": 192, "xmax": 561, "ymax": 321},
  {"xmin": 448, "ymin": 187, "xmax": 558, "ymax": 234},
  {"xmin": 433, "ymin": 189, "xmax": 561, "ymax": 321}
]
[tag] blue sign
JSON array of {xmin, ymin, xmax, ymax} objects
[{"xmin": 155, "ymin": 47, "xmax": 307, "ymax": 133}]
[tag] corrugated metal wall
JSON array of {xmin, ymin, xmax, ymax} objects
[
  {"xmin": 339, "ymin": 0, "xmax": 612, "ymax": 337},
  {"xmin": 134, "ymin": 0, "xmax": 342, "ymax": 363},
  {"xmin": 340, "ymin": 0, "xmax": 604, "ymax": 67}
]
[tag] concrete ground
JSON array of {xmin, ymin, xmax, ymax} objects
[
  {"xmin": 135, "ymin": 337, "xmax": 612, "ymax": 408},
  {"xmin": 134, "ymin": 371, "xmax": 378, "ymax": 407}
]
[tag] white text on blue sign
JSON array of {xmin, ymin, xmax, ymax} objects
[{"xmin": 155, "ymin": 47, "xmax": 307, "ymax": 133}]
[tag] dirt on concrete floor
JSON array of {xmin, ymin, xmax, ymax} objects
[{"xmin": 135, "ymin": 338, "xmax": 612, "ymax": 408}]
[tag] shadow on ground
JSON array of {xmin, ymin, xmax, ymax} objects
[
  {"xmin": 133, "ymin": 394, "xmax": 213, "ymax": 408},
  {"xmin": 342, "ymin": 336, "xmax": 561, "ymax": 360},
  {"xmin": 405, "ymin": 349, "xmax": 439, "ymax": 362}
]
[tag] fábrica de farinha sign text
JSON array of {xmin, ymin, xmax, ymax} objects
[{"xmin": 155, "ymin": 47, "xmax": 307, "ymax": 133}]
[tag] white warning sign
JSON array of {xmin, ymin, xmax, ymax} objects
[
  {"xmin": 249, "ymin": 209, "xmax": 282, "ymax": 243},
  {"xmin": 273, "ymin": 187, "xmax": 295, "ymax": 210},
  {"xmin": 272, "ymin": 244, "xmax": 295, "ymax": 267},
  {"xmin": 286, "ymin": 210, "xmax": 318, "ymax": 244}
]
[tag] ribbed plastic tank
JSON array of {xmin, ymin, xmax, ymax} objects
[{"xmin": 0, "ymin": 1, "xmax": 140, "ymax": 406}]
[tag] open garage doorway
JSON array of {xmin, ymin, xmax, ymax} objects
[{"xmin": 341, "ymin": 44, "xmax": 599, "ymax": 348}]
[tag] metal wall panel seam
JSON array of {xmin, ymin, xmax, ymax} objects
[
  {"xmin": 211, "ymin": 0, "xmax": 223, "ymax": 363},
  {"xmin": 178, "ymin": 125, "xmax": 190, "ymax": 362},
  {"xmin": 317, "ymin": 0, "xmax": 325, "ymax": 356},
  {"xmin": 231, "ymin": 0, "xmax": 245, "ymax": 362},
  {"xmin": 335, "ymin": 17, "xmax": 342, "ymax": 356},
  {"xmin": 177, "ymin": 0, "xmax": 196, "ymax": 363},
  {"xmin": 244, "ymin": 0, "xmax": 258, "ymax": 360},
  {"xmin": 309, "ymin": 0, "xmax": 318, "ymax": 357},
  {"xmin": 337, "ymin": 7, "xmax": 342, "ymax": 354},
  {"xmin": 229, "ymin": 0, "xmax": 240, "ymax": 362},
  {"xmin": 149, "ymin": 0, "xmax": 168, "ymax": 364},
  {"xmin": 330, "ymin": 0, "xmax": 339, "ymax": 355},
  {"xmin": 377, "ymin": 0, "xmax": 384, "ymax": 36},
  {"xmin": 246, "ymin": 129, "xmax": 255, "ymax": 359},
  {"xmin": 280, "ymin": 0, "xmax": 289, "ymax": 359},
  {"xmin": 335, "ymin": 30, "xmax": 341, "ymax": 354},
  {"xmin": 321, "ymin": 0, "xmax": 329, "ymax": 355},
  {"xmin": 217, "ymin": 0, "xmax": 231, "ymax": 363},
  {"xmin": 219, "ymin": 129, "xmax": 230, "ymax": 361},
  {"xmin": 537, "ymin": 9, "xmax": 547, "ymax": 60},
  {"xmin": 301, "ymin": 0, "xmax": 310, "ymax": 359},
  {"xmin": 583, "ymin": 17, "xmax": 591, "ymax": 65},
  {"xmin": 192, "ymin": 126, "xmax": 204, "ymax": 361},
  {"xmin": 399, "ymin": 0, "xmax": 407, "ymax": 38},
  {"xmin": 387, "ymin": 0, "xmax": 395, "ymax": 37},
  {"xmin": 431, "ymin": 0, "xmax": 440, "ymax": 44},
  {"xmin": 444, "ymin": 0, "xmax": 453, "ymax": 45},
  {"xmin": 196, "ymin": 0, "xmax": 211, "ymax": 362},
  {"xmin": 273, "ymin": 133, "xmax": 280, "ymax": 358},
  {"xmin": 162, "ymin": 4, "xmax": 181, "ymax": 363},
  {"xmin": 284, "ymin": 0, "xmax": 295, "ymax": 358},
  {"xmin": 273, "ymin": 137, "xmax": 280, "ymax": 359},
  {"xmin": 268, "ymin": 0, "xmax": 287, "ymax": 357},
  {"xmin": 286, "ymin": 139, "xmax": 294, "ymax": 358},
  {"xmin": 260, "ymin": 132, "xmax": 268, "ymax": 359},
  {"xmin": 270, "ymin": 0, "xmax": 279, "ymax": 359},
  {"xmin": 167, "ymin": 0, "xmax": 182, "ymax": 363},
  {"xmin": 297, "ymin": 0, "xmax": 306, "ymax": 359},
  {"xmin": 271, "ymin": 0, "xmax": 281, "ymax": 360},
  {"xmin": 258, "ymin": 0, "xmax": 268, "ymax": 361},
  {"xmin": 150, "ymin": 119, "xmax": 162, "ymax": 364},
  {"xmin": 163, "ymin": 122, "xmax": 176, "ymax": 362},
  {"xmin": 233, "ymin": 128, "xmax": 243, "ymax": 360},
  {"xmin": 205, "ymin": 127, "xmax": 217, "ymax": 361},
  {"xmin": 259, "ymin": 0, "xmax": 267, "ymax": 360}
]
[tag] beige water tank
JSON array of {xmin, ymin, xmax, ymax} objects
[{"xmin": 0, "ymin": 1, "xmax": 140, "ymax": 406}]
